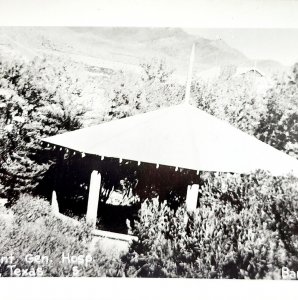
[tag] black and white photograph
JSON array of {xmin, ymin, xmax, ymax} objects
[{"xmin": 0, "ymin": 1, "xmax": 298, "ymax": 297}]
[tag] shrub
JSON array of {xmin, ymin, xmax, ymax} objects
[
  {"xmin": 0, "ymin": 56, "xmax": 89, "ymax": 203},
  {"xmin": 122, "ymin": 171, "xmax": 298, "ymax": 278},
  {"xmin": 0, "ymin": 194, "xmax": 124, "ymax": 277},
  {"xmin": 106, "ymin": 60, "xmax": 183, "ymax": 121},
  {"xmin": 255, "ymin": 77, "xmax": 298, "ymax": 159}
]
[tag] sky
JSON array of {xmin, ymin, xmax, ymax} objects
[
  {"xmin": 1, "ymin": 0, "xmax": 298, "ymax": 66},
  {"xmin": 185, "ymin": 28, "xmax": 298, "ymax": 66}
]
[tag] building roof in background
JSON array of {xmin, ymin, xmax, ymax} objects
[{"xmin": 234, "ymin": 67, "xmax": 265, "ymax": 77}]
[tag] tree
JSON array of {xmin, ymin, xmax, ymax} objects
[
  {"xmin": 106, "ymin": 59, "xmax": 183, "ymax": 121},
  {"xmin": 192, "ymin": 76, "xmax": 266, "ymax": 135},
  {"xmin": 0, "ymin": 55, "xmax": 89, "ymax": 203},
  {"xmin": 140, "ymin": 58, "xmax": 174, "ymax": 83},
  {"xmin": 255, "ymin": 71, "xmax": 298, "ymax": 159}
]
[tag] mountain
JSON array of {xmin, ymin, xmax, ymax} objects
[{"xmin": 0, "ymin": 27, "xmax": 285, "ymax": 81}]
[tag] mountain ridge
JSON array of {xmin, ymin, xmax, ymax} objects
[{"xmin": 0, "ymin": 27, "xmax": 285, "ymax": 79}]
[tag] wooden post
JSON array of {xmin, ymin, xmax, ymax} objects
[
  {"xmin": 186, "ymin": 184, "xmax": 199, "ymax": 213},
  {"xmin": 51, "ymin": 190, "xmax": 59, "ymax": 216},
  {"xmin": 184, "ymin": 44, "xmax": 195, "ymax": 104},
  {"xmin": 86, "ymin": 170, "xmax": 101, "ymax": 228}
]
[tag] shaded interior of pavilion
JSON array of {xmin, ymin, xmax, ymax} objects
[{"xmin": 38, "ymin": 148, "xmax": 203, "ymax": 234}]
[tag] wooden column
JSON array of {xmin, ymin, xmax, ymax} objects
[
  {"xmin": 51, "ymin": 190, "xmax": 59, "ymax": 216},
  {"xmin": 86, "ymin": 170, "xmax": 101, "ymax": 228},
  {"xmin": 186, "ymin": 184, "xmax": 199, "ymax": 212}
]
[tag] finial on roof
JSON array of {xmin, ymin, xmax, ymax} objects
[{"xmin": 184, "ymin": 43, "xmax": 195, "ymax": 105}]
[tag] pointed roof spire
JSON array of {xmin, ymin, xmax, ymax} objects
[{"xmin": 184, "ymin": 43, "xmax": 195, "ymax": 105}]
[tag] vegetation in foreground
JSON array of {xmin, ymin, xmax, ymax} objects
[
  {"xmin": 1, "ymin": 171, "xmax": 297, "ymax": 279},
  {"xmin": 123, "ymin": 171, "xmax": 298, "ymax": 278},
  {"xmin": 0, "ymin": 195, "xmax": 124, "ymax": 277}
]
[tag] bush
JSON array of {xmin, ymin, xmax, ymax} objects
[
  {"xmin": 255, "ymin": 77, "xmax": 298, "ymax": 159},
  {"xmin": 106, "ymin": 60, "xmax": 183, "ymax": 121},
  {"xmin": 0, "ymin": 194, "xmax": 124, "ymax": 277},
  {"xmin": 122, "ymin": 171, "xmax": 298, "ymax": 278},
  {"xmin": 0, "ymin": 56, "xmax": 89, "ymax": 203}
]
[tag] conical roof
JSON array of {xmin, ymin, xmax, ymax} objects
[{"xmin": 43, "ymin": 103, "xmax": 298, "ymax": 177}]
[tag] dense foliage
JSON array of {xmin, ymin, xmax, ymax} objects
[
  {"xmin": 255, "ymin": 76, "xmax": 298, "ymax": 158},
  {"xmin": 0, "ymin": 56, "xmax": 91, "ymax": 203},
  {"xmin": 192, "ymin": 76, "xmax": 266, "ymax": 135},
  {"xmin": 106, "ymin": 59, "xmax": 184, "ymax": 120},
  {"xmin": 122, "ymin": 171, "xmax": 298, "ymax": 278},
  {"xmin": 0, "ymin": 195, "xmax": 124, "ymax": 277}
]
